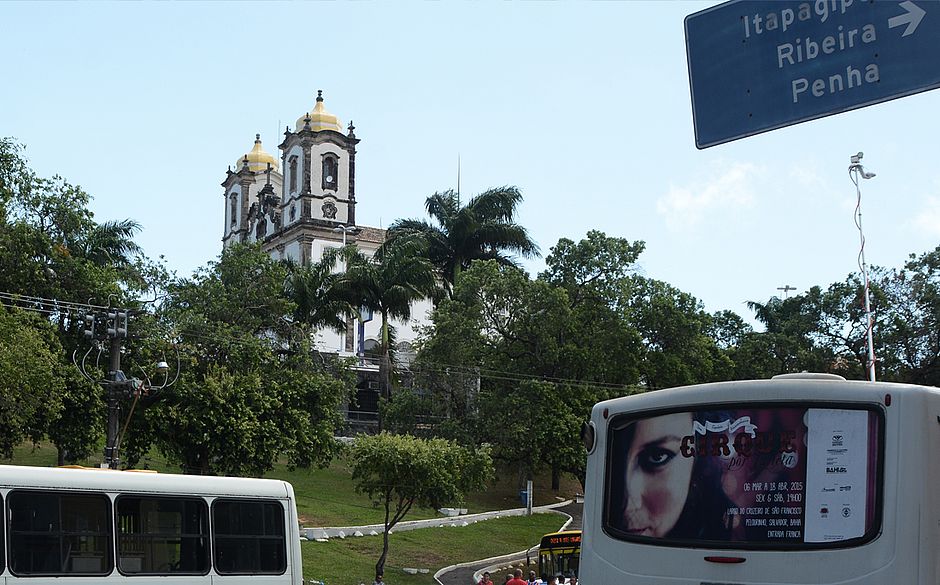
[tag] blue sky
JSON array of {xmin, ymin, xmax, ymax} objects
[{"xmin": 3, "ymin": 1, "xmax": 938, "ymax": 326}]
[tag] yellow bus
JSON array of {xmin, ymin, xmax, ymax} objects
[{"xmin": 538, "ymin": 529, "xmax": 580, "ymax": 582}]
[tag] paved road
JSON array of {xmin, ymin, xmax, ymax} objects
[{"xmin": 437, "ymin": 502, "xmax": 582, "ymax": 585}]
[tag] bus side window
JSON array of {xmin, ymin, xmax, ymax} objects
[
  {"xmin": 212, "ymin": 499, "xmax": 287, "ymax": 575},
  {"xmin": 7, "ymin": 490, "xmax": 112, "ymax": 576},
  {"xmin": 116, "ymin": 495, "xmax": 210, "ymax": 575}
]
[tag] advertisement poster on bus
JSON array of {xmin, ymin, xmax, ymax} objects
[{"xmin": 605, "ymin": 406, "xmax": 879, "ymax": 546}]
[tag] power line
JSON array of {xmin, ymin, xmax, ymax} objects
[
  {"xmin": 2, "ymin": 290, "xmax": 637, "ymax": 391},
  {"xmin": 0, "ymin": 291, "xmax": 119, "ymax": 312}
]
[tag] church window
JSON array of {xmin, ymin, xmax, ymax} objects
[
  {"xmin": 289, "ymin": 156, "xmax": 298, "ymax": 193},
  {"xmin": 322, "ymin": 154, "xmax": 338, "ymax": 191},
  {"xmin": 229, "ymin": 194, "xmax": 237, "ymax": 226}
]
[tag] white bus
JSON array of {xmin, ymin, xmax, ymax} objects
[
  {"xmin": 0, "ymin": 464, "xmax": 303, "ymax": 584},
  {"xmin": 579, "ymin": 373, "xmax": 940, "ymax": 584}
]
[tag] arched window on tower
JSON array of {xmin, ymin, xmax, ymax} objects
[
  {"xmin": 288, "ymin": 156, "xmax": 298, "ymax": 194},
  {"xmin": 322, "ymin": 154, "xmax": 338, "ymax": 191},
  {"xmin": 230, "ymin": 194, "xmax": 237, "ymax": 226}
]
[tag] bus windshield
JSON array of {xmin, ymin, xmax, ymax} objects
[
  {"xmin": 538, "ymin": 531, "xmax": 580, "ymax": 580},
  {"xmin": 605, "ymin": 404, "xmax": 882, "ymax": 548}
]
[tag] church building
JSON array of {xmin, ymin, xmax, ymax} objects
[{"xmin": 219, "ymin": 92, "xmax": 432, "ymax": 419}]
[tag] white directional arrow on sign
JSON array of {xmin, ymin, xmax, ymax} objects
[{"xmin": 889, "ymin": 1, "xmax": 926, "ymax": 37}]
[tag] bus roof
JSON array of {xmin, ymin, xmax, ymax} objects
[
  {"xmin": 595, "ymin": 376, "xmax": 940, "ymax": 415},
  {"xmin": 0, "ymin": 464, "xmax": 292, "ymax": 499}
]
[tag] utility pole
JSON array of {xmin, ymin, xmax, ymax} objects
[
  {"xmin": 78, "ymin": 306, "xmax": 175, "ymax": 469},
  {"xmin": 102, "ymin": 308, "xmax": 129, "ymax": 469},
  {"xmin": 777, "ymin": 285, "xmax": 797, "ymax": 299},
  {"xmin": 104, "ymin": 334, "xmax": 123, "ymax": 468}
]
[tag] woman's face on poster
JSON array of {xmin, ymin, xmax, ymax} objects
[{"xmin": 621, "ymin": 413, "xmax": 694, "ymax": 537}]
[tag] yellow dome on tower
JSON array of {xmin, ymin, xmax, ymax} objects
[
  {"xmin": 295, "ymin": 90, "xmax": 343, "ymax": 133},
  {"xmin": 237, "ymin": 134, "xmax": 278, "ymax": 172}
]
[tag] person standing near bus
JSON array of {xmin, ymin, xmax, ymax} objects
[
  {"xmin": 527, "ymin": 569, "xmax": 542, "ymax": 584},
  {"xmin": 507, "ymin": 568, "xmax": 528, "ymax": 585},
  {"xmin": 478, "ymin": 571, "xmax": 494, "ymax": 585}
]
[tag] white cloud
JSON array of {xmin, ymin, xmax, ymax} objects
[
  {"xmin": 911, "ymin": 196, "xmax": 940, "ymax": 238},
  {"xmin": 788, "ymin": 163, "xmax": 827, "ymax": 192},
  {"xmin": 657, "ymin": 161, "xmax": 761, "ymax": 230}
]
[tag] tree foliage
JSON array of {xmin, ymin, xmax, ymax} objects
[
  {"xmin": 0, "ymin": 138, "xmax": 150, "ymax": 464},
  {"xmin": 350, "ymin": 432, "xmax": 493, "ymax": 579},
  {"xmin": 389, "ymin": 187, "xmax": 539, "ymax": 293},
  {"xmin": 283, "ymin": 249, "xmax": 354, "ymax": 337},
  {"xmin": 123, "ymin": 243, "xmax": 353, "ymax": 475},
  {"xmin": 877, "ymin": 247, "xmax": 940, "ymax": 385},
  {"xmin": 0, "ymin": 308, "xmax": 67, "ymax": 458}
]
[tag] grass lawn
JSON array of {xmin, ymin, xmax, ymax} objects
[
  {"xmin": 302, "ymin": 512, "xmax": 563, "ymax": 585},
  {"xmin": 5, "ymin": 442, "xmax": 582, "ymax": 527}
]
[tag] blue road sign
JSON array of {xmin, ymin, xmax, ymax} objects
[{"xmin": 685, "ymin": 0, "xmax": 940, "ymax": 149}]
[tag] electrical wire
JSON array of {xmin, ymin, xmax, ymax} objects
[{"xmin": 2, "ymin": 291, "xmax": 637, "ymax": 390}]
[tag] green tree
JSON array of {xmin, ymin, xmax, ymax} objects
[
  {"xmin": 540, "ymin": 229, "xmax": 645, "ymax": 308},
  {"xmin": 123, "ymin": 243, "xmax": 352, "ymax": 475},
  {"xmin": 741, "ymin": 291, "xmax": 839, "ymax": 378},
  {"xmin": 389, "ymin": 187, "xmax": 539, "ymax": 294},
  {"xmin": 283, "ymin": 249, "xmax": 354, "ymax": 339},
  {"xmin": 878, "ymin": 248, "xmax": 940, "ymax": 384},
  {"xmin": 350, "ymin": 433, "xmax": 493, "ymax": 580},
  {"xmin": 0, "ymin": 308, "xmax": 67, "ymax": 458},
  {"xmin": 417, "ymin": 256, "xmax": 641, "ymax": 489},
  {"xmin": 0, "ymin": 138, "xmax": 150, "ymax": 464},
  {"xmin": 341, "ymin": 235, "xmax": 437, "ymax": 420},
  {"xmin": 624, "ymin": 276, "xmax": 732, "ymax": 388}
]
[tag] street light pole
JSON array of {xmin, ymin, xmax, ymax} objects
[
  {"xmin": 332, "ymin": 224, "xmax": 357, "ymax": 245},
  {"xmin": 848, "ymin": 152, "xmax": 877, "ymax": 382}
]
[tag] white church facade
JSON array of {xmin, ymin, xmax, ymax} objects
[{"xmin": 219, "ymin": 92, "xmax": 432, "ymax": 387}]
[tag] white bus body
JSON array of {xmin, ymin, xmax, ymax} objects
[
  {"xmin": 0, "ymin": 465, "xmax": 303, "ymax": 584},
  {"xmin": 580, "ymin": 374, "xmax": 940, "ymax": 584}
]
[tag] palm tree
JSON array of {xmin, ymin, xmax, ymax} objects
[
  {"xmin": 389, "ymin": 186, "xmax": 539, "ymax": 295},
  {"xmin": 76, "ymin": 219, "xmax": 143, "ymax": 269},
  {"xmin": 340, "ymin": 235, "xmax": 437, "ymax": 419},
  {"xmin": 283, "ymin": 249, "xmax": 354, "ymax": 339}
]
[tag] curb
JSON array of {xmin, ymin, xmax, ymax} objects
[
  {"xmin": 305, "ymin": 499, "xmax": 574, "ymax": 542},
  {"xmin": 434, "ymin": 507, "xmax": 573, "ymax": 585}
]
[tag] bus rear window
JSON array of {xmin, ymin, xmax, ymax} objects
[
  {"xmin": 604, "ymin": 405, "xmax": 881, "ymax": 549},
  {"xmin": 212, "ymin": 499, "xmax": 286, "ymax": 574}
]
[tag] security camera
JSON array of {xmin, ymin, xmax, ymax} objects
[
  {"xmin": 860, "ymin": 170, "xmax": 876, "ymax": 179},
  {"xmin": 850, "ymin": 152, "xmax": 863, "ymax": 164}
]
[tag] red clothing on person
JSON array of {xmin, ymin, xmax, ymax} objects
[{"xmin": 507, "ymin": 579, "xmax": 528, "ymax": 585}]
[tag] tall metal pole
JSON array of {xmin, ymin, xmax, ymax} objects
[
  {"xmin": 856, "ymin": 200, "xmax": 877, "ymax": 382},
  {"xmin": 849, "ymin": 153, "xmax": 877, "ymax": 382}
]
